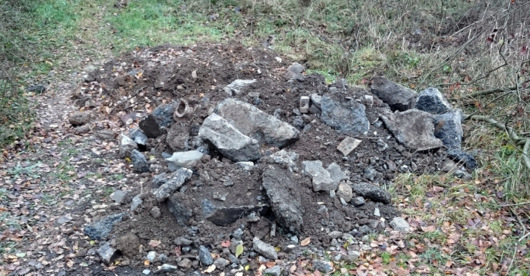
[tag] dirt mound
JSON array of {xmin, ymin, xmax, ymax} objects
[{"xmin": 73, "ymin": 43, "xmax": 457, "ymax": 273}]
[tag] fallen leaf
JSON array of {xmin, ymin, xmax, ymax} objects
[
  {"xmin": 235, "ymin": 243, "xmax": 244, "ymax": 258},
  {"xmin": 300, "ymin": 237, "xmax": 311, "ymax": 246}
]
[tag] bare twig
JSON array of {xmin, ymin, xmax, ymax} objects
[{"xmin": 460, "ymin": 85, "xmax": 518, "ymax": 98}]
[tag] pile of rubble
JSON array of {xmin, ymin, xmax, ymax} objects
[{"xmin": 70, "ymin": 44, "xmax": 476, "ymax": 274}]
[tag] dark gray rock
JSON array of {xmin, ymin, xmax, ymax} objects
[
  {"xmin": 415, "ymin": 87, "xmax": 452, "ymax": 115},
  {"xmin": 313, "ymin": 260, "xmax": 334, "ymax": 273},
  {"xmin": 214, "ymin": 258, "xmax": 230, "ymax": 268},
  {"xmin": 139, "ymin": 115, "xmax": 164, "ymax": 138},
  {"xmin": 253, "ymin": 237, "xmax": 278, "ymax": 260},
  {"xmin": 131, "ymin": 149, "xmax": 149, "ymax": 173},
  {"xmin": 68, "ymin": 111, "xmax": 91, "ymax": 126},
  {"xmin": 352, "ymin": 182, "xmax": 391, "ymax": 204},
  {"xmin": 302, "ymin": 160, "xmax": 336, "ymax": 191},
  {"xmin": 130, "ymin": 195, "xmax": 143, "ymax": 211},
  {"xmin": 352, "ymin": 196, "xmax": 365, "ymax": 207},
  {"xmin": 174, "ymin": 237, "xmax": 193, "ymax": 246},
  {"xmin": 84, "ymin": 213, "xmax": 125, "ymax": 240},
  {"xmin": 320, "ymin": 92, "xmax": 370, "ymax": 136},
  {"xmin": 97, "ymin": 242, "xmax": 117, "ymax": 264},
  {"xmin": 129, "ymin": 128, "xmax": 148, "ymax": 146},
  {"xmin": 152, "ymin": 102, "xmax": 177, "ymax": 128},
  {"xmin": 167, "ymin": 194, "xmax": 192, "ymax": 226},
  {"xmin": 381, "ymin": 109, "xmax": 443, "ymax": 151},
  {"xmin": 262, "ymin": 165, "xmax": 304, "ymax": 233},
  {"xmin": 370, "ymin": 76, "xmax": 417, "ymax": 111},
  {"xmin": 214, "ymin": 98, "xmax": 299, "ymax": 148},
  {"xmin": 199, "ymin": 113, "xmax": 261, "ymax": 162},
  {"xmin": 152, "ymin": 168, "xmax": 193, "ymax": 201},
  {"xmin": 434, "ymin": 110, "xmax": 463, "ymax": 150},
  {"xmin": 448, "ymin": 149, "xmax": 478, "ymax": 170},
  {"xmin": 224, "ymin": 79, "xmax": 256, "ymax": 96},
  {"xmin": 198, "ymin": 245, "xmax": 214, "ymax": 265},
  {"xmin": 27, "ymin": 84, "xmax": 47, "ymax": 93}
]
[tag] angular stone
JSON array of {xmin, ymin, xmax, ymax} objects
[
  {"xmin": 69, "ymin": 111, "xmax": 91, "ymax": 126},
  {"xmin": 214, "ymin": 257, "xmax": 230, "ymax": 268},
  {"xmin": 119, "ymin": 134, "xmax": 137, "ymax": 158},
  {"xmin": 327, "ymin": 163, "xmax": 348, "ymax": 187},
  {"xmin": 139, "ymin": 115, "xmax": 164, "ymax": 138},
  {"xmin": 262, "ymin": 165, "xmax": 304, "ymax": 233},
  {"xmin": 214, "ymin": 98, "xmax": 299, "ymax": 148},
  {"xmin": 253, "ymin": 237, "xmax": 278, "ymax": 260},
  {"xmin": 264, "ymin": 266, "xmax": 282, "ymax": 276},
  {"xmin": 415, "ymin": 87, "xmax": 452, "ymax": 115},
  {"xmin": 84, "ymin": 213, "xmax": 125, "ymax": 240},
  {"xmin": 370, "ymin": 76, "xmax": 417, "ymax": 111},
  {"xmin": 152, "ymin": 168, "xmax": 193, "ymax": 201},
  {"xmin": 302, "ymin": 160, "xmax": 336, "ymax": 191},
  {"xmin": 131, "ymin": 149, "xmax": 149, "ymax": 173},
  {"xmin": 236, "ymin": 161, "xmax": 254, "ymax": 171},
  {"xmin": 152, "ymin": 102, "xmax": 177, "ymax": 128},
  {"xmin": 131, "ymin": 195, "xmax": 143, "ymax": 211},
  {"xmin": 266, "ymin": 150, "xmax": 299, "ymax": 169},
  {"xmin": 129, "ymin": 128, "xmax": 148, "ymax": 146},
  {"xmin": 300, "ymin": 96, "xmax": 310, "ymax": 113},
  {"xmin": 167, "ymin": 194, "xmax": 192, "ymax": 226},
  {"xmin": 110, "ymin": 190, "xmax": 128, "ymax": 204},
  {"xmin": 352, "ymin": 196, "xmax": 365, "ymax": 207},
  {"xmin": 336, "ymin": 182, "xmax": 353, "ymax": 202},
  {"xmin": 434, "ymin": 110, "xmax": 463, "ymax": 150},
  {"xmin": 97, "ymin": 242, "xmax": 117, "ymax": 264},
  {"xmin": 165, "ymin": 150, "xmax": 204, "ymax": 171},
  {"xmin": 166, "ymin": 123, "xmax": 189, "ymax": 151},
  {"xmin": 390, "ymin": 217, "xmax": 411, "ymax": 233},
  {"xmin": 337, "ymin": 137, "xmax": 362, "ymax": 156},
  {"xmin": 223, "ymin": 79, "xmax": 256, "ymax": 96},
  {"xmin": 320, "ymin": 92, "xmax": 370, "ymax": 136},
  {"xmin": 381, "ymin": 109, "xmax": 443, "ymax": 151},
  {"xmin": 198, "ymin": 245, "xmax": 214, "ymax": 265},
  {"xmin": 448, "ymin": 149, "xmax": 478, "ymax": 170},
  {"xmin": 352, "ymin": 182, "xmax": 391, "ymax": 204},
  {"xmin": 199, "ymin": 113, "xmax": 261, "ymax": 162},
  {"xmin": 310, "ymin": 93, "xmax": 322, "ymax": 109}
]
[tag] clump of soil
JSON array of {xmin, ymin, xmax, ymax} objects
[{"xmin": 73, "ymin": 42, "xmax": 452, "ymax": 271}]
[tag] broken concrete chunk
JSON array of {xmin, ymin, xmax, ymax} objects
[
  {"xmin": 152, "ymin": 168, "xmax": 193, "ymax": 201},
  {"xmin": 236, "ymin": 161, "xmax": 254, "ymax": 171},
  {"xmin": 302, "ymin": 160, "xmax": 336, "ymax": 192},
  {"xmin": 165, "ymin": 150, "xmax": 204, "ymax": 171},
  {"xmin": 337, "ymin": 137, "xmax": 362, "ymax": 156},
  {"xmin": 110, "ymin": 190, "xmax": 128, "ymax": 204},
  {"xmin": 253, "ymin": 237, "xmax": 278, "ymax": 260},
  {"xmin": 152, "ymin": 102, "xmax": 178, "ymax": 128},
  {"xmin": 97, "ymin": 242, "xmax": 117, "ymax": 264},
  {"xmin": 300, "ymin": 96, "xmax": 310, "ymax": 113},
  {"xmin": 266, "ymin": 150, "xmax": 299, "ymax": 169},
  {"xmin": 199, "ymin": 113, "xmax": 261, "ymax": 162},
  {"xmin": 130, "ymin": 195, "xmax": 143, "ymax": 211},
  {"xmin": 390, "ymin": 217, "xmax": 411, "ymax": 233},
  {"xmin": 327, "ymin": 162, "xmax": 348, "ymax": 187},
  {"xmin": 223, "ymin": 79, "xmax": 256, "ymax": 96},
  {"xmin": 214, "ymin": 98, "xmax": 299, "ymax": 148},
  {"xmin": 119, "ymin": 134, "xmax": 138, "ymax": 158},
  {"xmin": 69, "ymin": 111, "xmax": 91, "ymax": 126},
  {"xmin": 166, "ymin": 123, "xmax": 190, "ymax": 151},
  {"xmin": 310, "ymin": 93, "xmax": 322, "ymax": 109},
  {"xmin": 129, "ymin": 128, "xmax": 148, "ymax": 146},
  {"xmin": 262, "ymin": 165, "xmax": 304, "ymax": 233},
  {"xmin": 370, "ymin": 76, "xmax": 417, "ymax": 111},
  {"xmin": 352, "ymin": 182, "xmax": 391, "ymax": 204},
  {"xmin": 381, "ymin": 109, "xmax": 443, "ymax": 151},
  {"xmin": 320, "ymin": 92, "xmax": 370, "ymax": 136},
  {"xmin": 415, "ymin": 87, "xmax": 452, "ymax": 115}
]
